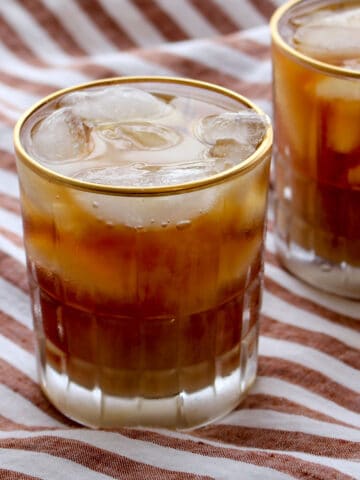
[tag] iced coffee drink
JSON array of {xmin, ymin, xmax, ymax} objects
[
  {"xmin": 272, "ymin": 0, "xmax": 360, "ymax": 298},
  {"xmin": 14, "ymin": 77, "xmax": 272, "ymax": 429}
]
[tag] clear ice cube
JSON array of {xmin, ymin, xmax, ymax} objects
[
  {"xmin": 31, "ymin": 107, "xmax": 91, "ymax": 163},
  {"xmin": 195, "ymin": 111, "xmax": 269, "ymax": 163},
  {"xmin": 97, "ymin": 122, "xmax": 181, "ymax": 150},
  {"xmin": 61, "ymin": 86, "xmax": 172, "ymax": 123},
  {"xmin": 293, "ymin": 7, "xmax": 360, "ymax": 61},
  {"xmin": 316, "ymin": 77, "xmax": 360, "ymax": 100},
  {"xmin": 73, "ymin": 160, "xmax": 216, "ymax": 188},
  {"xmin": 71, "ymin": 172, "xmax": 219, "ymax": 228}
]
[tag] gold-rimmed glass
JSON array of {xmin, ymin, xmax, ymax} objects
[{"xmin": 14, "ymin": 76, "xmax": 272, "ymax": 429}]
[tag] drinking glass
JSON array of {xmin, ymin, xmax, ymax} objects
[
  {"xmin": 271, "ymin": 0, "xmax": 360, "ymax": 298},
  {"xmin": 14, "ymin": 77, "xmax": 272, "ymax": 429}
]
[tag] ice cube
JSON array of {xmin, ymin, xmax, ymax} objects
[
  {"xmin": 293, "ymin": 7, "xmax": 360, "ymax": 61},
  {"xmin": 96, "ymin": 122, "xmax": 181, "ymax": 150},
  {"xmin": 31, "ymin": 107, "xmax": 91, "ymax": 163},
  {"xmin": 73, "ymin": 160, "xmax": 216, "ymax": 188},
  {"xmin": 291, "ymin": 9, "xmax": 332, "ymax": 27},
  {"xmin": 316, "ymin": 77, "xmax": 360, "ymax": 100},
  {"xmin": 209, "ymin": 139, "xmax": 255, "ymax": 161},
  {"xmin": 61, "ymin": 86, "xmax": 171, "ymax": 123},
  {"xmin": 316, "ymin": 78, "xmax": 360, "ymax": 153},
  {"xmin": 195, "ymin": 111, "xmax": 269, "ymax": 163},
  {"xmin": 70, "ymin": 184, "xmax": 219, "ymax": 229}
]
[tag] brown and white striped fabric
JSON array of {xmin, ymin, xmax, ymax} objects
[{"xmin": 0, "ymin": 1, "xmax": 359, "ymax": 478}]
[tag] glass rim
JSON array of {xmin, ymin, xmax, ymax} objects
[
  {"xmin": 14, "ymin": 76, "xmax": 272, "ymax": 197},
  {"xmin": 270, "ymin": 0, "xmax": 360, "ymax": 79}
]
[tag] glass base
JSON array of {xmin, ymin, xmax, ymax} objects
[
  {"xmin": 276, "ymin": 237, "xmax": 360, "ymax": 300},
  {"xmin": 38, "ymin": 323, "xmax": 258, "ymax": 430}
]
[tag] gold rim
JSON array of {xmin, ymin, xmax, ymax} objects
[
  {"xmin": 270, "ymin": 0, "xmax": 360, "ymax": 79},
  {"xmin": 14, "ymin": 76, "xmax": 272, "ymax": 197}
]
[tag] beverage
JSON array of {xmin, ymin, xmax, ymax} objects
[
  {"xmin": 14, "ymin": 77, "xmax": 272, "ymax": 429},
  {"xmin": 271, "ymin": 0, "xmax": 360, "ymax": 298}
]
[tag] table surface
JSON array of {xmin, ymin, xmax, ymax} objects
[{"xmin": 0, "ymin": 1, "xmax": 359, "ymax": 479}]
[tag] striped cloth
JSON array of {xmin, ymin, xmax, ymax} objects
[{"xmin": 1, "ymin": 1, "xmax": 359, "ymax": 479}]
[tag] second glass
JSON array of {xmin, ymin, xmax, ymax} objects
[{"xmin": 271, "ymin": 0, "xmax": 360, "ymax": 299}]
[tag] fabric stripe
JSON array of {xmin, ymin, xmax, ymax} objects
[
  {"xmin": 77, "ymin": 0, "xmax": 137, "ymax": 50},
  {"xmin": 122, "ymin": 428, "xmax": 358, "ymax": 480},
  {"xmin": 198, "ymin": 424, "xmax": 360, "ymax": 459},
  {"xmin": 243, "ymin": 393, "xmax": 358, "ymax": 429},
  {"xmin": 0, "ymin": 126, "xmax": 14, "ymax": 152},
  {"xmin": 0, "ymin": 361, "xmax": 75, "ymax": 426},
  {"xmin": 138, "ymin": 50, "xmax": 270, "ymax": 99},
  {"xmin": 0, "ymin": 13, "xmax": 45, "ymax": 66},
  {"xmin": 0, "ymin": 430, "xmax": 296, "ymax": 480},
  {"xmin": 0, "ymin": 41, "xmax": 89, "ymax": 87},
  {"xmin": 220, "ymin": 33, "xmax": 271, "ymax": 60},
  {"xmin": 0, "ymin": 310, "xmax": 33, "ymax": 353},
  {"xmin": 241, "ymin": 24, "xmax": 271, "ymax": 45},
  {"xmin": 0, "ymin": 235, "xmax": 26, "ymax": 264},
  {"xmin": 99, "ymin": 0, "xmax": 165, "ymax": 47},
  {"xmin": 251, "ymin": 0, "xmax": 277, "ymax": 19},
  {"xmin": 0, "ymin": 335, "xmax": 37, "ymax": 381},
  {"xmin": 0, "ymin": 193, "xmax": 21, "ymax": 215},
  {"xmin": 2, "ymin": 429, "xmax": 359, "ymax": 480},
  {"xmin": 0, "ymin": 228, "xmax": 24, "ymax": 249},
  {"xmin": 89, "ymin": 50, "xmax": 175, "ymax": 76},
  {"xmin": 0, "ymin": 104, "xmax": 20, "ymax": 123},
  {"xmin": 0, "ymin": 266, "xmax": 31, "ymax": 328},
  {"xmin": 155, "ymin": 0, "xmax": 218, "ymax": 38},
  {"xmin": 259, "ymin": 358, "xmax": 360, "ymax": 413},
  {"xmin": 219, "ymin": 409, "xmax": 360, "ymax": 443},
  {"xmin": 212, "ymin": 0, "xmax": 266, "ymax": 28},
  {"xmin": 0, "ymin": 385, "xmax": 64, "ymax": 428},
  {"xmin": 261, "ymin": 315, "xmax": 360, "ymax": 370},
  {"xmin": 18, "ymin": 0, "xmax": 87, "ymax": 57},
  {"xmin": 0, "ymin": 208, "xmax": 23, "ymax": 236},
  {"xmin": 260, "ymin": 336, "xmax": 360, "ymax": 393},
  {"xmin": 0, "ymin": 437, "xmax": 214, "ymax": 480},
  {"xmin": 0, "ymin": 250, "xmax": 27, "ymax": 292},
  {"xmin": 0, "ymin": 83, "xmax": 39, "ymax": 111},
  {"xmin": 1, "ymin": 151, "xmax": 17, "ymax": 171},
  {"xmin": 132, "ymin": 0, "xmax": 189, "ymax": 42},
  {"xmin": 42, "ymin": 0, "xmax": 117, "ymax": 55},
  {"xmin": 189, "ymin": 0, "xmax": 240, "ymax": 34},
  {"xmin": 264, "ymin": 255, "xmax": 360, "ymax": 320},
  {"xmin": 0, "ymin": 415, "xmax": 39, "ymax": 431},
  {"xmin": 157, "ymin": 38, "xmax": 272, "ymax": 84},
  {"xmin": 252, "ymin": 376, "xmax": 360, "ymax": 429},
  {"xmin": 0, "ymin": 0, "xmax": 76, "ymax": 65},
  {"xmin": 0, "ymin": 450, "xmax": 116, "ymax": 480},
  {"xmin": 262, "ymin": 288, "xmax": 360, "ymax": 345},
  {"xmin": 0, "ymin": 469, "xmax": 40, "ymax": 480},
  {"xmin": 264, "ymin": 267, "xmax": 360, "ymax": 329}
]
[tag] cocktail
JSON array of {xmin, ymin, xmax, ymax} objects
[
  {"xmin": 272, "ymin": 0, "xmax": 360, "ymax": 298},
  {"xmin": 14, "ymin": 77, "xmax": 272, "ymax": 428}
]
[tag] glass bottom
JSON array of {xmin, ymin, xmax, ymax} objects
[
  {"xmin": 275, "ymin": 237, "xmax": 360, "ymax": 300},
  {"xmin": 37, "ymin": 323, "xmax": 258, "ymax": 430}
]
